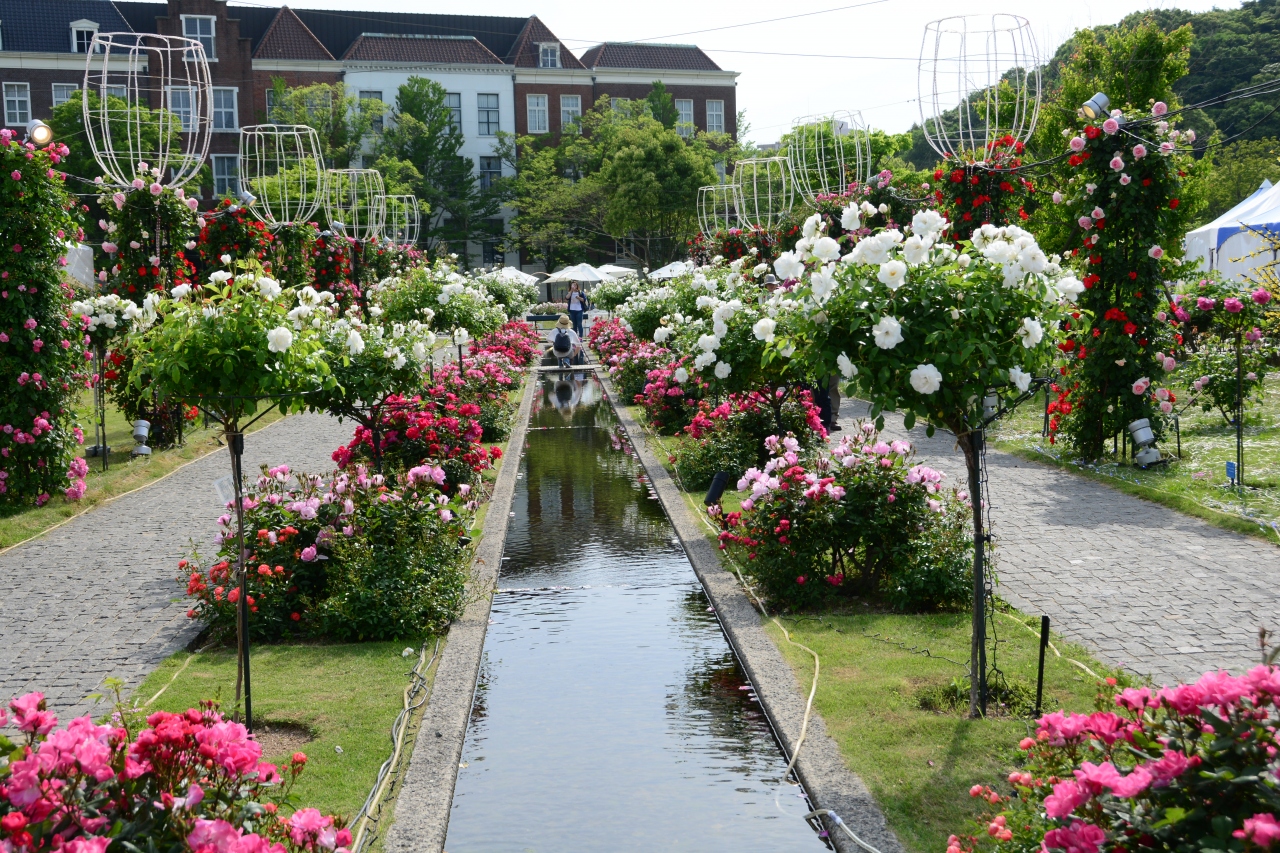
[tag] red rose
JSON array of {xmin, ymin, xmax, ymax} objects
[
  {"xmin": 1169, "ymin": 198, "xmax": 1180, "ymax": 208},
  {"xmin": 1124, "ymin": 322, "xmax": 1137, "ymax": 335}
]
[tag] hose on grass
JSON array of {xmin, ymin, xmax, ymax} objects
[
  {"xmin": 350, "ymin": 637, "xmax": 442, "ymax": 852},
  {"xmin": 625, "ymin": 413, "xmax": 888, "ymax": 852}
]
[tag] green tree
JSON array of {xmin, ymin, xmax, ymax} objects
[
  {"xmin": 496, "ymin": 135, "xmax": 597, "ymax": 272},
  {"xmin": 1202, "ymin": 138, "xmax": 1280, "ymax": 222},
  {"xmin": 378, "ymin": 76, "xmax": 504, "ymax": 257},
  {"xmin": 266, "ymin": 80, "xmax": 381, "ymax": 169},
  {"xmin": 646, "ymin": 81, "xmax": 679, "ymax": 129}
]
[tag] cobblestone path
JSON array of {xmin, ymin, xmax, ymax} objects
[
  {"xmin": 0, "ymin": 413, "xmax": 352, "ymax": 717},
  {"xmin": 838, "ymin": 402, "xmax": 1280, "ymax": 685}
]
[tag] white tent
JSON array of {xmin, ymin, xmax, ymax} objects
[
  {"xmin": 648, "ymin": 261, "xmax": 691, "ymax": 280},
  {"xmin": 596, "ymin": 263, "xmax": 638, "ymax": 278},
  {"xmin": 1185, "ymin": 180, "xmax": 1280, "ymax": 280},
  {"xmin": 545, "ymin": 263, "xmax": 608, "ymax": 283}
]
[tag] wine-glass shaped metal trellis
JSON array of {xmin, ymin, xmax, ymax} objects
[
  {"xmin": 240, "ymin": 124, "xmax": 326, "ymax": 229},
  {"xmin": 324, "ymin": 169, "xmax": 385, "ymax": 315},
  {"xmin": 83, "ymin": 32, "xmax": 212, "ymax": 189},
  {"xmin": 732, "ymin": 157, "xmax": 793, "ymax": 230},
  {"xmin": 918, "ymin": 15, "xmax": 1041, "ymax": 163},
  {"xmin": 697, "ymin": 184, "xmax": 739, "ymax": 239},
  {"xmin": 788, "ymin": 111, "xmax": 872, "ymax": 205},
  {"xmin": 382, "ymin": 194, "xmax": 420, "ymax": 247}
]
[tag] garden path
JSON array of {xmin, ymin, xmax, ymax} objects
[
  {"xmin": 838, "ymin": 401, "xmax": 1280, "ymax": 686},
  {"xmin": 0, "ymin": 413, "xmax": 352, "ymax": 717}
]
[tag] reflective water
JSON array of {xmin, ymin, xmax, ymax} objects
[{"xmin": 445, "ymin": 372, "xmax": 822, "ymax": 851}]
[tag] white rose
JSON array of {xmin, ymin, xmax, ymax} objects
[
  {"xmin": 653, "ymin": 326, "xmax": 671, "ymax": 343},
  {"xmin": 696, "ymin": 333, "xmax": 719, "ymax": 353},
  {"xmin": 811, "ymin": 236, "xmax": 841, "ymax": 263},
  {"xmin": 810, "ymin": 265, "xmax": 837, "ymax": 302},
  {"xmin": 902, "ymin": 235, "xmax": 930, "ymax": 265},
  {"xmin": 1055, "ymin": 276, "xmax": 1085, "ymax": 303},
  {"xmin": 752, "ymin": 263, "xmax": 769, "ymax": 277},
  {"xmin": 872, "ymin": 315, "xmax": 903, "ymax": 350},
  {"xmin": 1018, "ymin": 317, "xmax": 1044, "ymax": 349},
  {"xmin": 171, "ymin": 284, "xmax": 192, "ymax": 299},
  {"xmin": 220, "ymin": 254, "xmax": 231, "ymax": 265},
  {"xmin": 773, "ymin": 252, "xmax": 805, "ymax": 281},
  {"xmin": 877, "ymin": 260, "xmax": 907, "ymax": 291},
  {"xmin": 674, "ymin": 367, "xmax": 689, "ymax": 384},
  {"xmin": 256, "ymin": 277, "xmax": 282, "ymax": 299},
  {"xmin": 453, "ymin": 328, "xmax": 469, "ymax": 345},
  {"xmin": 346, "ymin": 330, "xmax": 365, "ymax": 355},
  {"xmin": 412, "ymin": 341, "xmax": 428, "ymax": 363},
  {"xmin": 909, "ymin": 363, "xmax": 943, "ymax": 395},
  {"xmin": 1008, "ymin": 365, "xmax": 1031, "ymax": 394},
  {"xmin": 208, "ymin": 271, "xmax": 232, "ymax": 284},
  {"xmin": 911, "ymin": 209, "xmax": 945, "ymax": 239},
  {"xmin": 714, "ymin": 361, "xmax": 732, "ymax": 379},
  {"xmin": 752, "ymin": 317, "xmax": 776, "ymax": 342},
  {"xmin": 802, "ymin": 212, "xmax": 823, "ymax": 240},
  {"xmin": 713, "ymin": 319, "xmax": 728, "ymax": 338},
  {"xmin": 836, "ymin": 352, "xmax": 857, "ymax": 379},
  {"xmin": 956, "ymin": 254, "xmax": 971, "ymax": 269},
  {"xmin": 841, "ymin": 205, "xmax": 861, "ymax": 231},
  {"xmin": 266, "ymin": 326, "xmax": 293, "ymax": 353},
  {"xmin": 693, "ymin": 351, "xmax": 717, "ymax": 370}
]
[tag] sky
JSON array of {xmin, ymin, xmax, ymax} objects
[{"xmin": 234, "ymin": 0, "xmax": 1240, "ymax": 143}]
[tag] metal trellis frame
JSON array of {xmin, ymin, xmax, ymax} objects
[
  {"xmin": 239, "ymin": 124, "xmax": 326, "ymax": 229},
  {"xmin": 732, "ymin": 157, "xmax": 794, "ymax": 230},
  {"xmin": 788, "ymin": 111, "xmax": 872, "ymax": 205}
]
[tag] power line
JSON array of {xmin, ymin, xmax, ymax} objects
[{"xmin": 561, "ymin": 0, "xmax": 894, "ymax": 45}]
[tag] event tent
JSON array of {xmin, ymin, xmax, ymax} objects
[{"xmin": 1185, "ymin": 180, "xmax": 1280, "ymax": 280}]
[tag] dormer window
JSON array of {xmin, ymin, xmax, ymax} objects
[
  {"xmin": 538, "ymin": 42, "xmax": 560, "ymax": 69},
  {"xmin": 70, "ymin": 20, "xmax": 101, "ymax": 54}
]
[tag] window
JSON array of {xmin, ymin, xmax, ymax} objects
[
  {"xmin": 610, "ymin": 97, "xmax": 629, "ymax": 112},
  {"xmin": 706, "ymin": 99, "xmax": 725, "ymax": 134},
  {"xmin": 52, "ymin": 84, "xmax": 78, "ymax": 107},
  {"xmin": 481, "ymin": 238, "xmax": 502, "ymax": 266},
  {"xmin": 526, "ymin": 94, "xmax": 547, "ymax": 134},
  {"xmin": 212, "ymin": 154, "xmax": 239, "ymax": 197},
  {"xmin": 212, "ymin": 87, "xmax": 237, "ymax": 130},
  {"xmin": 538, "ymin": 43, "xmax": 560, "ymax": 69},
  {"xmin": 359, "ymin": 90, "xmax": 383, "ymax": 132},
  {"xmin": 477, "ymin": 93, "xmax": 499, "ymax": 136},
  {"xmin": 675, "ymin": 98, "xmax": 693, "ymax": 136},
  {"xmin": 560, "ymin": 94, "xmax": 581, "ymax": 131},
  {"xmin": 445, "ymin": 92, "xmax": 461, "ymax": 133},
  {"xmin": 3, "ymin": 83, "xmax": 29, "ymax": 126},
  {"xmin": 182, "ymin": 15, "xmax": 215, "ymax": 59},
  {"xmin": 105, "ymin": 84, "xmax": 127, "ymax": 101},
  {"xmin": 167, "ymin": 87, "xmax": 194, "ymax": 131},
  {"xmin": 265, "ymin": 88, "xmax": 280, "ymax": 122},
  {"xmin": 478, "ymin": 156, "xmax": 501, "ymax": 190},
  {"xmin": 71, "ymin": 24, "xmax": 100, "ymax": 54}
]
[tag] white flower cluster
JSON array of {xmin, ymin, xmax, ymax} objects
[{"xmin": 70, "ymin": 293, "xmax": 131, "ymax": 334}]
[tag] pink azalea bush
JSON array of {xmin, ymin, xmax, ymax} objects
[
  {"xmin": 718, "ymin": 425, "xmax": 972, "ymax": 611},
  {"xmin": 950, "ymin": 667, "xmax": 1280, "ymax": 853},
  {"xmin": 0, "ymin": 692, "xmax": 349, "ymax": 852}
]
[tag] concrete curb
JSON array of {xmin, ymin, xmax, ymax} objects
[
  {"xmin": 600, "ymin": 374, "xmax": 904, "ymax": 853},
  {"xmin": 382, "ymin": 371, "xmax": 537, "ymax": 852}
]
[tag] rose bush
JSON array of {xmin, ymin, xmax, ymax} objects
[{"xmin": 469, "ymin": 320, "xmax": 542, "ymax": 367}]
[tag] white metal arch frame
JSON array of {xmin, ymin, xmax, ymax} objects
[
  {"xmin": 323, "ymin": 169, "xmax": 385, "ymax": 243},
  {"xmin": 382, "ymin": 194, "xmax": 420, "ymax": 247},
  {"xmin": 918, "ymin": 15, "xmax": 1041, "ymax": 163},
  {"xmin": 697, "ymin": 184, "xmax": 739, "ymax": 238},
  {"xmin": 240, "ymin": 124, "xmax": 326, "ymax": 229},
  {"xmin": 788, "ymin": 111, "xmax": 872, "ymax": 205},
  {"xmin": 83, "ymin": 32, "xmax": 211, "ymax": 189},
  {"xmin": 733, "ymin": 157, "xmax": 794, "ymax": 230}
]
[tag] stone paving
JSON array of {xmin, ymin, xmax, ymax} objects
[
  {"xmin": 838, "ymin": 401, "xmax": 1280, "ymax": 685},
  {"xmin": 0, "ymin": 413, "xmax": 352, "ymax": 717}
]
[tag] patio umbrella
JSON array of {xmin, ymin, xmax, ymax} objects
[
  {"xmin": 596, "ymin": 263, "xmax": 638, "ymax": 278},
  {"xmin": 496, "ymin": 266, "xmax": 538, "ymax": 285},
  {"xmin": 545, "ymin": 262, "xmax": 608, "ymax": 282},
  {"xmin": 647, "ymin": 261, "xmax": 691, "ymax": 280}
]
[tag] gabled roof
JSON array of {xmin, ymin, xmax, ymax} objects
[
  {"xmin": 505, "ymin": 15, "xmax": 583, "ymax": 69},
  {"xmin": 579, "ymin": 42, "xmax": 722, "ymax": 72},
  {"xmin": 341, "ymin": 33, "xmax": 502, "ymax": 64},
  {"xmin": 0, "ymin": 0, "xmax": 133, "ymax": 52},
  {"xmin": 266, "ymin": 9, "xmax": 526, "ymax": 66},
  {"xmin": 254, "ymin": 6, "xmax": 332, "ymax": 60}
]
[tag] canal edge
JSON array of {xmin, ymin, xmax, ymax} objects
[
  {"xmin": 381, "ymin": 368, "xmax": 538, "ymax": 853},
  {"xmin": 600, "ymin": 373, "xmax": 905, "ymax": 853}
]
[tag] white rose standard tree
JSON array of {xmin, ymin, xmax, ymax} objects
[
  {"xmin": 776, "ymin": 210, "xmax": 1071, "ymax": 716},
  {"xmin": 125, "ymin": 264, "xmax": 334, "ymax": 730}
]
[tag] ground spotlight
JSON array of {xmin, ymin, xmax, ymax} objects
[
  {"xmin": 25, "ymin": 119, "xmax": 53, "ymax": 146},
  {"xmin": 704, "ymin": 471, "xmax": 731, "ymax": 506},
  {"xmin": 131, "ymin": 419, "xmax": 152, "ymax": 457},
  {"xmin": 1127, "ymin": 418, "xmax": 1162, "ymax": 467}
]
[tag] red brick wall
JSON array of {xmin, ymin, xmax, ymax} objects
[
  {"xmin": 513, "ymin": 82, "xmax": 593, "ymax": 137},
  {"xmin": 0, "ymin": 70, "xmax": 88, "ymax": 128},
  {"xmin": 591, "ymin": 82, "xmax": 737, "ymax": 137}
]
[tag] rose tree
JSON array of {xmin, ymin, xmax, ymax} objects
[{"xmin": 776, "ymin": 212, "xmax": 1073, "ymax": 715}]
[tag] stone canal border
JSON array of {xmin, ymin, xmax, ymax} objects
[
  {"xmin": 382, "ymin": 370, "xmax": 537, "ymax": 852},
  {"xmin": 601, "ymin": 373, "xmax": 904, "ymax": 853}
]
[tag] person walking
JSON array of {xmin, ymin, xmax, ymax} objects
[
  {"xmin": 547, "ymin": 314, "xmax": 582, "ymax": 367},
  {"xmin": 567, "ymin": 282, "xmax": 589, "ymax": 338}
]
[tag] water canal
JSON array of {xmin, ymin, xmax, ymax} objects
[{"xmin": 443, "ymin": 370, "xmax": 823, "ymax": 850}]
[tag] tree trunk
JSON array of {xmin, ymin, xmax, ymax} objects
[{"xmin": 955, "ymin": 426, "xmax": 986, "ymax": 718}]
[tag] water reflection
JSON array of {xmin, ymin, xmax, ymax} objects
[{"xmin": 445, "ymin": 374, "xmax": 821, "ymax": 851}]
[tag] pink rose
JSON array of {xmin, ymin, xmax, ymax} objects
[
  {"xmin": 1153, "ymin": 101, "xmax": 1168, "ymax": 116},
  {"xmin": 102, "ymin": 242, "xmax": 118, "ymax": 254},
  {"xmin": 1132, "ymin": 377, "xmax": 1151, "ymax": 395},
  {"xmin": 1042, "ymin": 821, "xmax": 1107, "ymax": 853},
  {"xmin": 1160, "ymin": 400, "xmax": 1173, "ymax": 414},
  {"xmin": 149, "ymin": 182, "xmax": 162, "ymax": 195},
  {"xmin": 131, "ymin": 177, "xmax": 144, "ymax": 189},
  {"xmin": 1069, "ymin": 136, "xmax": 1085, "ymax": 152},
  {"xmin": 1102, "ymin": 118, "xmax": 1119, "ymax": 134},
  {"xmin": 1052, "ymin": 191, "xmax": 1063, "ymax": 203},
  {"xmin": 300, "ymin": 545, "xmax": 317, "ymax": 562},
  {"xmin": 1092, "ymin": 206, "xmax": 1105, "ymax": 219},
  {"xmin": 1197, "ymin": 297, "xmax": 1216, "ymax": 311},
  {"xmin": 9, "ymin": 170, "xmax": 19, "ymax": 181},
  {"xmin": 1120, "ymin": 174, "xmax": 1131, "ymax": 185},
  {"xmin": 1133, "ymin": 144, "xmax": 1147, "ymax": 158},
  {"xmin": 1078, "ymin": 216, "xmax": 1093, "ymax": 230},
  {"xmin": 1148, "ymin": 245, "xmax": 1164, "ymax": 259},
  {"xmin": 1110, "ymin": 156, "xmax": 1124, "ymax": 171},
  {"xmin": 1235, "ymin": 813, "xmax": 1280, "ymax": 847},
  {"xmin": 1253, "ymin": 288, "xmax": 1272, "ymax": 305},
  {"xmin": 1225, "ymin": 297, "xmax": 1244, "ymax": 313},
  {"xmin": 187, "ymin": 197, "xmax": 199, "ymax": 211}
]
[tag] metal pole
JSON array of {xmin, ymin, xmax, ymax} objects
[
  {"xmin": 229, "ymin": 430, "xmax": 252, "ymax": 732},
  {"xmin": 1035, "ymin": 615, "xmax": 1049, "ymax": 717},
  {"xmin": 965, "ymin": 428, "xmax": 987, "ymax": 718},
  {"xmin": 1237, "ymin": 330, "xmax": 1245, "ymax": 487}
]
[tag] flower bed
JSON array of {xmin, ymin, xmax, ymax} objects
[
  {"xmin": 432, "ymin": 351, "xmax": 522, "ymax": 441},
  {"xmin": 470, "ymin": 320, "xmax": 543, "ymax": 367},
  {"xmin": 0, "ymin": 692, "xmax": 347, "ymax": 853},
  {"xmin": 719, "ymin": 425, "xmax": 971, "ymax": 611},
  {"xmin": 950, "ymin": 666, "xmax": 1280, "ymax": 853}
]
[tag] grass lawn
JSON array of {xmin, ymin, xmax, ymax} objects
[
  {"xmin": 0, "ymin": 392, "xmax": 284, "ymax": 551},
  {"xmin": 617, "ymin": 402, "xmax": 1118, "ymax": 853},
  {"xmin": 133, "ymin": 641, "xmax": 438, "ymax": 822},
  {"xmin": 988, "ymin": 375, "xmax": 1280, "ymax": 543}
]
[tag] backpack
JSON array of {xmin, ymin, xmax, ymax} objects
[{"xmin": 553, "ymin": 328, "xmax": 572, "ymax": 353}]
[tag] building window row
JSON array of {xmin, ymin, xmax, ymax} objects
[{"xmin": 522, "ymin": 93, "xmax": 723, "ymax": 135}]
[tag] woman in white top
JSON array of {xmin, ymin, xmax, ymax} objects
[{"xmin": 567, "ymin": 282, "xmax": 589, "ymax": 337}]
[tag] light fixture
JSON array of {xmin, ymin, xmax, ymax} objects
[
  {"xmin": 25, "ymin": 119, "xmax": 53, "ymax": 146},
  {"xmin": 982, "ymin": 393, "xmax": 1001, "ymax": 421},
  {"xmin": 237, "ymin": 188, "xmax": 257, "ymax": 207},
  {"xmin": 131, "ymin": 419, "xmax": 152, "ymax": 458},
  {"xmin": 1127, "ymin": 418, "xmax": 1162, "ymax": 467},
  {"xmin": 1081, "ymin": 92, "xmax": 1111, "ymax": 121},
  {"xmin": 704, "ymin": 471, "xmax": 731, "ymax": 506}
]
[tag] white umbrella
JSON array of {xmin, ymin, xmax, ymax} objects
[
  {"xmin": 496, "ymin": 266, "xmax": 538, "ymax": 285},
  {"xmin": 648, "ymin": 261, "xmax": 691, "ymax": 280},
  {"xmin": 596, "ymin": 263, "xmax": 638, "ymax": 278},
  {"xmin": 545, "ymin": 262, "xmax": 608, "ymax": 283}
]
